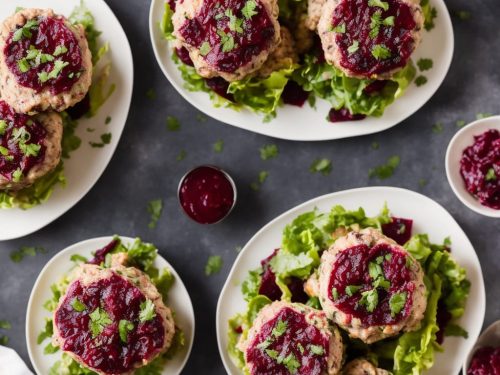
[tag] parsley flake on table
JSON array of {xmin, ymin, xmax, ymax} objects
[
  {"xmin": 242, "ymin": 0, "xmax": 258, "ymax": 19},
  {"xmin": 454, "ymin": 10, "xmax": 471, "ymax": 21},
  {"xmin": 417, "ymin": 58, "xmax": 433, "ymax": 71},
  {"xmin": 166, "ymin": 116, "xmax": 181, "ymax": 131},
  {"xmin": 147, "ymin": 199, "xmax": 163, "ymax": 229},
  {"xmin": 118, "ymin": 319, "xmax": 134, "ymax": 343},
  {"xmin": 456, "ymin": 120, "xmax": 466, "ymax": 128},
  {"xmin": 0, "ymin": 336, "xmax": 8, "ymax": 345},
  {"xmin": 89, "ymin": 133, "xmax": 112, "ymax": 148},
  {"xmin": 250, "ymin": 171, "xmax": 269, "ymax": 191},
  {"xmin": 419, "ymin": 178, "xmax": 427, "ymax": 188},
  {"xmin": 389, "ymin": 291, "xmax": 407, "ymax": 316},
  {"xmin": 10, "ymin": 246, "xmax": 46, "ymax": 263},
  {"xmin": 476, "ymin": 113, "xmax": 493, "ymax": 120},
  {"xmin": 146, "ymin": 88, "xmax": 156, "ymax": 100},
  {"xmin": 485, "ymin": 168, "xmax": 497, "ymax": 181},
  {"xmin": 213, "ymin": 139, "xmax": 224, "ymax": 153},
  {"xmin": 139, "ymin": 299, "xmax": 156, "ymax": 322},
  {"xmin": 205, "ymin": 255, "xmax": 223, "ymax": 275},
  {"xmin": 369, "ymin": 155, "xmax": 400, "ymax": 179},
  {"xmin": 0, "ymin": 320, "xmax": 11, "ymax": 330},
  {"xmin": 372, "ymin": 44, "xmax": 391, "ymax": 60},
  {"xmin": 89, "ymin": 307, "xmax": 113, "ymax": 337},
  {"xmin": 196, "ymin": 113, "xmax": 207, "ymax": 122},
  {"xmin": 347, "ymin": 40, "xmax": 359, "ymax": 54},
  {"xmin": 371, "ymin": 142, "xmax": 380, "ymax": 150},
  {"xmin": 415, "ymin": 75, "xmax": 427, "ymax": 86},
  {"xmin": 260, "ymin": 144, "xmax": 278, "ymax": 160},
  {"xmin": 432, "ymin": 122, "xmax": 443, "ymax": 133},
  {"xmin": 177, "ymin": 149, "xmax": 187, "ymax": 161},
  {"xmin": 310, "ymin": 158, "xmax": 332, "ymax": 175},
  {"xmin": 359, "ymin": 289, "xmax": 379, "ymax": 312}
]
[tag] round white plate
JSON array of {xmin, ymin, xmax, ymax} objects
[
  {"xmin": 26, "ymin": 236, "xmax": 195, "ymax": 375},
  {"xmin": 216, "ymin": 187, "xmax": 485, "ymax": 374},
  {"xmin": 149, "ymin": 0, "xmax": 453, "ymax": 141},
  {"xmin": 445, "ymin": 115, "xmax": 500, "ymax": 218},
  {"xmin": 0, "ymin": 0, "xmax": 133, "ymax": 240}
]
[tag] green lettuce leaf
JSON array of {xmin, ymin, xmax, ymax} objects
[
  {"xmin": 293, "ymin": 54, "xmax": 416, "ymax": 117},
  {"xmin": 160, "ymin": 2, "xmax": 175, "ymax": 40}
]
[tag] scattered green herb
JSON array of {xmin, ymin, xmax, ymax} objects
[
  {"xmin": 0, "ymin": 321, "xmax": 11, "ymax": 330},
  {"xmin": 347, "ymin": 40, "xmax": 359, "ymax": 54},
  {"xmin": 146, "ymin": 88, "xmax": 156, "ymax": 100},
  {"xmin": 372, "ymin": 44, "xmax": 391, "ymax": 60},
  {"xmin": 70, "ymin": 298, "xmax": 86, "ymax": 312},
  {"xmin": 147, "ymin": 199, "xmax": 163, "ymax": 229},
  {"xmin": 196, "ymin": 113, "xmax": 207, "ymax": 122},
  {"xmin": 89, "ymin": 132, "xmax": 112, "ymax": 148},
  {"xmin": 199, "ymin": 41, "xmax": 211, "ymax": 56},
  {"xmin": 454, "ymin": 10, "xmax": 471, "ymax": 21},
  {"xmin": 368, "ymin": 0, "xmax": 389, "ymax": 11},
  {"xmin": 476, "ymin": 113, "xmax": 493, "ymax": 120},
  {"xmin": 485, "ymin": 168, "xmax": 496, "ymax": 181},
  {"xmin": 139, "ymin": 299, "xmax": 156, "ymax": 323},
  {"xmin": 205, "ymin": 255, "xmax": 223, "ymax": 275},
  {"xmin": 242, "ymin": 0, "xmax": 258, "ymax": 19},
  {"xmin": 444, "ymin": 323, "xmax": 468, "ymax": 338},
  {"xmin": 118, "ymin": 319, "xmax": 134, "ymax": 343},
  {"xmin": 389, "ymin": 291, "xmax": 407, "ymax": 316},
  {"xmin": 310, "ymin": 345, "xmax": 325, "ymax": 356},
  {"xmin": 260, "ymin": 144, "xmax": 278, "ymax": 160},
  {"xmin": 432, "ymin": 122, "xmax": 443, "ymax": 133},
  {"xmin": 105, "ymin": 116, "xmax": 111, "ymax": 125},
  {"xmin": 417, "ymin": 58, "xmax": 433, "ymax": 71},
  {"xmin": 272, "ymin": 320, "xmax": 288, "ymax": 337},
  {"xmin": 176, "ymin": 149, "xmax": 186, "ymax": 161},
  {"xmin": 345, "ymin": 285, "xmax": 361, "ymax": 296},
  {"xmin": 166, "ymin": 116, "xmax": 181, "ymax": 131},
  {"xmin": 359, "ymin": 289, "xmax": 379, "ymax": 312},
  {"xmin": 369, "ymin": 155, "xmax": 400, "ymax": 179},
  {"xmin": 456, "ymin": 120, "xmax": 466, "ymax": 128},
  {"xmin": 415, "ymin": 75, "xmax": 428, "ymax": 86},
  {"xmin": 213, "ymin": 139, "xmax": 224, "ymax": 153},
  {"xmin": 371, "ymin": 142, "xmax": 380, "ymax": 150},
  {"xmin": 89, "ymin": 307, "xmax": 112, "ymax": 337},
  {"xmin": 419, "ymin": 179, "xmax": 427, "ymax": 188},
  {"xmin": 310, "ymin": 158, "xmax": 332, "ymax": 175},
  {"xmin": 10, "ymin": 246, "xmax": 46, "ymax": 263}
]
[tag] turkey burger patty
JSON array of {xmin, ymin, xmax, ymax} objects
[
  {"xmin": 172, "ymin": 0, "xmax": 280, "ymax": 81},
  {"xmin": 317, "ymin": 228, "xmax": 426, "ymax": 343},
  {"xmin": 53, "ymin": 264, "xmax": 175, "ymax": 375},
  {"xmin": 239, "ymin": 301, "xmax": 344, "ymax": 375},
  {"xmin": 0, "ymin": 8, "xmax": 92, "ymax": 114},
  {"xmin": 317, "ymin": 0, "xmax": 423, "ymax": 79}
]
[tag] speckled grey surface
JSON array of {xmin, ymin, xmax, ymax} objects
[{"xmin": 0, "ymin": 0, "xmax": 499, "ymax": 373}]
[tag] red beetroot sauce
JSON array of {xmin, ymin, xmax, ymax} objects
[
  {"xmin": 460, "ymin": 129, "xmax": 500, "ymax": 209},
  {"xmin": 0, "ymin": 100, "xmax": 46, "ymax": 181},
  {"xmin": 382, "ymin": 216, "xmax": 413, "ymax": 245},
  {"xmin": 328, "ymin": 243, "xmax": 414, "ymax": 326},
  {"xmin": 468, "ymin": 347, "xmax": 500, "ymax": 375},
  {"xmin": 246, "ymin": 307, "xmax": 329, "ymax": 375},
  {"xmin": 177, "ymin": 0, "xmax": 276, "ymax": 73},
  {"xmin": 4, "ymin": 16, "xmax": 83, "ymax": 95},
  {"xmin": 54, "ymin": 273, "xmax": 165, "ymax": 373},
  {"xmin": 179, "ymin": 165, "xmax": 235, "ymax": 224},
  {"xmin": 282, "ymin": 81, "xmax": 309, "ymax": 107},
  {"xmin": 331, "ymin": 0, "xmax": 417, "ymax": 77}
]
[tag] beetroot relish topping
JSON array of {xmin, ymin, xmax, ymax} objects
[
  {"xmin": 259, "ymin": 250, "xmax": 309, "ymax": 303},
  {"xmin": 382, "ymin": 217, "xmax": 413, "ymax": 245},
  {"xmin": 175, "ymin": 47, "xmax": 194, "ymax": 66},
  {"xmin": 282, "ymin": 81, "xmax": 309, "ymax": 107},
  {"xmin": 5, "ymin": 16, "xmax": 83, "ymax": 95},
  {"xmin": 468, "ymin": 347, "xmax": 500, "ymax": 375},
  {"xmin": 178, "ymin": 0, "xmax": 275, "ymax": 73},
  {"xmin": 87, "ymin": 239, "xmax": 120, "ymax": 265},
  {"xmin": 460, "ymin": 129, "xmax": 500, "ymax": 209},
  {"xmin": 179, "ymin": 166, "xmax": 235, "ymax": 224},
  {"xmin": 328, "ymin": 108, "xmax": 366, "ymax": 122},
  {"xmin": 247, "ymin": 307, "xmax": 329, "ymax": 375},
  {"xmin": 331, "ymin": 0, "xmax": 417, "ymax": 77},
  {"xmin": 0, "ymin": 100, "xmax": 46, "ymax": 180},
  {"xmin": 328, "ymin": 243, "xmax": 414, "ymax": 326},
  {"xmin": 55, "ymin": 274, "xmax": 165, "ymax": 373}
]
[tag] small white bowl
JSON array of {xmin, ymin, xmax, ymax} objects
[
  {"xmin": 445, "ymin": 116, "xmax": 500, "ymax": 218},
  {"xmin": 463, "ymin": 320, "xmax": 500, "ymax": 373}
]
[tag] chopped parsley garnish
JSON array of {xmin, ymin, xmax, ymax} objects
[
  {"xmin": 359, "ymin": 289, "xmax": 379, "ymax": 312},
  {"xmin": 242, "ymin": 0, "xmax": 258, "ymax": 19},
  {"xmin": 89, "ymin": 307, "xmax": 113, "ymax": 337},
  {"xmin": 218, "ymin": 30, "xmax": 236, "ymax": 53},
  {"xmin": 250, "ymin": 171, "xmax": 269, "ymax": 191},
  {"xmin": 424, "ymin": 4, "xmax": 437, "ymax": 31},
  {"xmin": 369, "ymin": 261, "xmax": 383, "ymax": 279},
  {"xmin": 389, "ymin": 291, "xmax": 407, "ymax": 316},
  {"xmin": 0, "ymin": 120, "xmax": 7, "ymax": 135},
  {"xmin": 19, "ymin": 142, "xmax": 41, "ymax": 157},
  {"xmin": 310, "ymin": 344, "xmax": 325, "ymax": 356},
  {"xmin": 71, "ymin": 298, "xmax": 86, "ymax": 312},
  {"xmin": 0, "ymin": 321, "xmax": 11, "ymax": 330},
  {"xmin": 166, "ymin": 116, "xmax": 181, "ymax": 131},
  {"xmin": 485, "ymin": 168, "xmax": 497, "ymax": 181},
  {"xmin": 370, "ymin": 12, "xmax": 392, "ymax": 38},
  {"xmin": 12, "ymin": 19, "xmax": 39, "ymax": 42},
  {"xmin": 444, "ymin": 323, "xmax": 469, "ymax": 338},
  {"xmin": 415, "ymin": 75, "xmax": 428, "ymax": 86},
  {"xmin": 297, "ymin": 343, "xmax": 305, "ymax": 354},
  {"xmin": 282, "ymin": 353, "xmax": 301, "ymax": 373},
  {"xmin": 147, "ymin": 199, "xmax": 163, "ymax": 229},
  {"xmin": 432, "ymin": 122, "xmax": 443, "ymax": 133},
  {"xmin": 372, "ymin": 44, "xmax": 391, "ymax": 60},
  {"xmin": 331, "ymin": 287, "xmax": 339, "ymax": 300},
  {"xmin": 118, "ymin": 319, "xmax": 134, "ymax": 343},
  {"xmin": 272, "ymin": 319, "xmax": 287, "ymax": 337},
  {"xmin": 310, "ymin": 158, "xmax": 332, "ymax": 175},
  {"xmin": 139, "ymin": 299, "xmax": 156, "ymax": 322},
  {"xmin": 17, "ymin": 58, "xmax": 30, "ymax": 73},
  {"xmin": 260, "ymin": 144, "xmax": 278, "ymax": 160},
  {"xmin": 146, "ymin": 88, "xmax": 156, "ymax": 100},
  {"xmin": 196, "ymin": 113, "xmax": 207, "ymax": 122},
  {"xmin": 265, "ymin": 349, "xmax": 279, "ymax": 359},
  {"xmin": 456, "ymin": 120, "xmax": 466, "ymax": 128},
  {"xmin": 225, "ymin": 9, "xmax": 244, "ymax": 33},
  {"xmin": 38, "ymin": 60, "xmax": 69, "ymax": 83},
  {"xmin": 53, "ymin": 45, "xmax": 68, "ymax": 56},
  {"xmin": 331, "ymin": 23, "xmax": 346, "ymax": 33},
  {"xmin": 347, "ymin": 40, "xmax": 359, "ymax": 54},
  {"xmin": 368, "ymin": 0, "xmax": 389, "ymax": 11},
  {"xmin": 213, "ymin": 139, "xmax": 224, "ymax": 153},
  {"xmin": 199, "ymin": 41, "xmax": 211, "ymax": 56},
  {"xmin": 89, "ymin": 133, "xmax": 112, "ymax": 148},
  {"xmin": 369, "ymin": 155, "xmax": 400, "ymax": 179},
  {"xmin": 417, "ymin": 58, "xmax": 433, "ymax": 71},
  {"xmin": 205, "ymin": 255, "xmax": 223, "ymax": 275},
  {"xmin": 10, "ymin": 246, "xmax": 46, "ymax": 263},
  {"xmin": 373, "ymin": 275, "xmax": 390, "ymax": 290},
  {"xmin": 257, "ymin": 338, "xmax": 272, "ymax": 349},
  {"xmin": 345, "ymin": 285, "xmax": 362, "ymax": 296},
  {"xmin": 383, "ymin": 16, "xmax": 395, "ymax": 26},
  {"xmin": 12, "ymin": 168, "xmax": 23, "ymax": 182}
]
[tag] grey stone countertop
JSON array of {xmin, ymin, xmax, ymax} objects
[{"xmin": 0, "ymin": 0, "xmax": 498, "ymax": 373}]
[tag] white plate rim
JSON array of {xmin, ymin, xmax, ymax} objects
[
  {"xmin": 25, "ymin": 236, "xmax": 195, "ymax": 375},
  {"xmin": 445, "ymin": 115, "xmax": 500, "ymax": 218},
  {"xmin": 149, "ymin": 0, "xmax": 454, "ymax": 141},
  {"xmin": 215, "ymin": 186, "xmax": 486, "ymax": 375},
  {"xmin": 0, "ymin": 0, "xmax": 134, "ymax": 241}
]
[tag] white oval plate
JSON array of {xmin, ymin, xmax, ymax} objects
[
  {"xmin": 216, "ymin": 187, "xmax": 485, "ymax": 375},
  {"xmin": 446, "ymin": 115, "xmax": 500, "ymax": 218},
  {"xmin": 149, "ymin": 0, "xmax": 453, "ymax": 141},
  {"xmin": 26, "ymin": 236, "xmax": 195, "ymax": 375},
  {"xmin": 0, "ymin": 0, "xmax": 133, "ymax": 240}
]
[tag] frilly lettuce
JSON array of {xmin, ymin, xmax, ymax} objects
[{"xmin": 160, "ymin": 2, "xmax": 175, "ymax": 40}]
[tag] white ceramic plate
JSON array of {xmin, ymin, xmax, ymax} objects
[
  {"xmin": 446, "ymin": 115, "xmax": 500, "ymax": 218},
  {"xmin": 216, "ymin": 187, "xmax": 485, "ymax": 374},
  {"xmin": 26, "ymin": 236, "xmax": 195, "ymax": 375},
  {"xmin": 0, "ymin": 0, "xmax": 133, "ymax": 240},
  {"xmin": 149, "ymin": 0, "xmax": 453, "ymax": 141}
]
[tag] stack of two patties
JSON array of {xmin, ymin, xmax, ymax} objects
[
  {"xmin": 0, "ymin": 8, "xmax": 92, "ymax": 191},
  {"xmin": 239, "ymin": 227, "xmax": 427, "ymax": 375}
]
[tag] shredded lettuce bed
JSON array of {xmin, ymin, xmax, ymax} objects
[
  {"xmin": 0, "ymin": 2, "xmax": 115, "ymax": 210},
  {"xmin": 38, "ymin": 237, "xmax": 185, "ymax": 375},
  {"xmin": 229, "ymin": 205, "xmax": 470, "ymax": 375}
]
